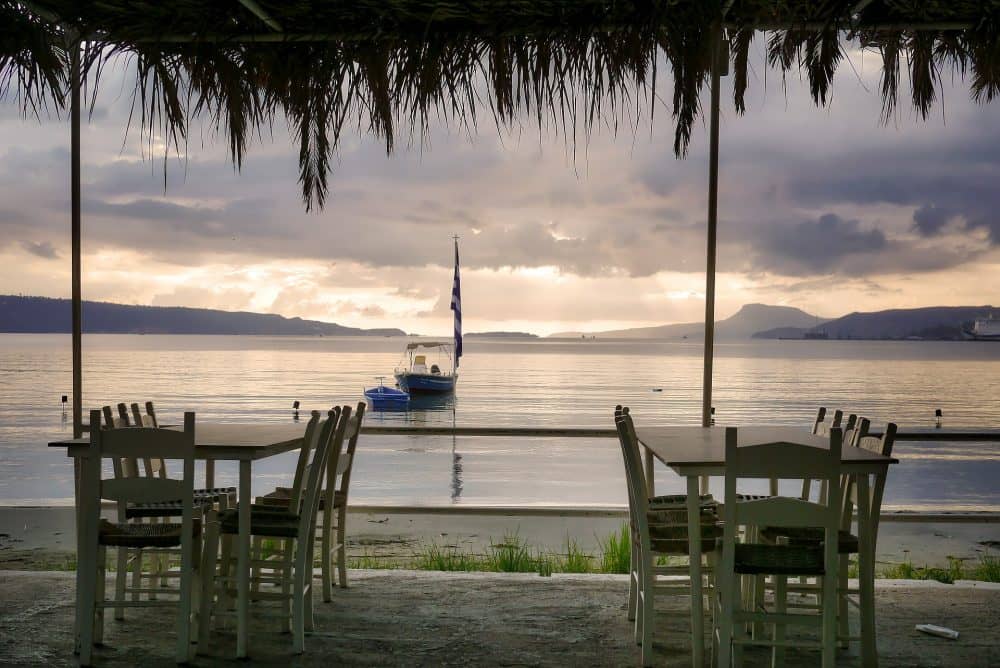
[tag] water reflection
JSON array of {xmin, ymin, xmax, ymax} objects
[{"xmin": 451, "ymin": 438, "xmax": 463, "ymax": 502}]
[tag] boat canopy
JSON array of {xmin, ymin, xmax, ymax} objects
[{"xmin": 405, "ymin": 341, "xmax": 452, "ymax": 350}]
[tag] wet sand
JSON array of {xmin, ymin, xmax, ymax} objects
[{"xmin": 2, "ymin": 506, "xmax": 997, "ymax": 571}]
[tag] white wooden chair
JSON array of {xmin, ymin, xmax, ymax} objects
[
  {"xmin": 715, "ymin": 426, "xmax": 843, "ymax": 668},
  {"xmin": 760, "ymin": 418, "xmax": 897, "ymax": 652},
  {"xmin": 615, "ymin": 407, "xmax": 721, "ymax": 666},
  {"xmin": 76, "ymin": 409, "xmax": 202, "ymax": 665},
  {"xmin": 103, "ymin": 402, "xmax": 233, "ymax": 614},
  {"xmin": 200, "ymin": 408, "xmax": 343, "ymax": 654},
  {"xmin": 258, "ymin": 401, "xmax": 367, "ymax": 600}
]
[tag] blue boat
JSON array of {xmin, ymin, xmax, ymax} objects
[
  {"xmin": 393, "ymin": 341, "xmax": 457, "ymax": 394},
  {"xmin": 363, "ymin": 377, "xmax": 410, "ymax": 409}
]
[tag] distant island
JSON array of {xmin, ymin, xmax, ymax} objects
[
  {"xmin": 0, "ymin": 295, "xmax": 405, "ymax": 337},
  {"xmin": 466, "ymin": 331, "xmax": 539, "ymax": 339},
  {"xmin": 753, "ymin": 305, "xmax": 996, "ymax": 341},
  {"xmin": 549, "ymin": 303, "xmax": 997, "ymax": 342}
]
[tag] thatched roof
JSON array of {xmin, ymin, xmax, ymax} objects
[{"xmin": 2, "ymin": 1, "xmax": 999, "ymax": 209}]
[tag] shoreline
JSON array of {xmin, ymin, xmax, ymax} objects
[{"xmin": 2, "ymin": 506, "xmax": 997, "ymax": 572}]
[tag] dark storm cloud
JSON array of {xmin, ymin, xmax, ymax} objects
[
  {"xmin": 734, "ymin": 213, "xmax": 886, "ymax": 276},
  {"xmin": 20, "ymin": 240, "xmax": 59, "ymax": 259},
  {"xmin": 784, "ymin": 120, "xmax": 1000, "ymax": 247},
  {"xmin": 912, "ymin": 204, "xmax": 959, "ymax": 237}
]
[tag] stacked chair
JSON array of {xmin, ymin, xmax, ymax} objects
[
  {"xmin": 101, "ymin": 402, "xmax": 234, "ymax": 618},
  {"xmin": 614, "ymin": 406, "xmax": 721, "ymax": 666},
  {"xmin": 76, "ymin": 410, "xmax": 205, "ymax": 665},
  {"xmin": 760, "ymin": 412, "xmax": 897, "ymax": 659},
  {"xmin": 715, "ymin": 426, "xmax": 845, "ymax": 668},
  {"xmin": 199, "ymin": 405, "xmax": 356, "ymax": 654},
  {"xmin": 257, "ymin": 401, "xmax": 366, "ymax": 599}
]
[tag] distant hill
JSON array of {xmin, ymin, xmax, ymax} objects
[
  {"xmin": 466, "ymin": 331, "xmax": 539, "ymax": 339},
  {"xmin": 753, "ymin": 305, "xmax": 996, "ymax": 340},
  {"xmin": 0, "ymin": 295, "xmax": 405, "ymax": 336},
  {"xmin": 550, "ymin": 304, "xmax": 826, "ymax": 340}
]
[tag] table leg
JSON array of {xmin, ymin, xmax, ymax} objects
[
  {"xmin": 686, "ymin": 475, "xmax": 704, "ymax": 668},
  {"xmin": 237, "ymin": 460, "xmax": 251, "ymax": 658},
  {"xmin": 644, "ymin": 449, "xmax": 655, "ymax": 496},
  {"xmin": 205, "ymin": 460, "xmax": 216, "ymax": 489},
  {"xmin": 73, "ymin": 456, "xmax": 83, "ymax": 652},
  {"xmin": 857, "ymin": 473, "xmax": 877, "ymax": 667}
]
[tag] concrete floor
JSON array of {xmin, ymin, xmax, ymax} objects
[{"xmin": 1, "ymin": 570, "xmax": 998, "ymax": 667}]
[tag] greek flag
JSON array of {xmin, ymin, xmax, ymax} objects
[{"xmin": 450, "ymin": 239, "xmax": 462, "ymax": 367}]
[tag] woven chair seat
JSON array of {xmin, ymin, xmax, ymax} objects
[
  {"xmin": 735, "ymin": 493, "xmax": 773, "ymax": 501},
  {"xmin": 648, "ymin": 507, "xmax": 718, "ymax": 525},
  {"xmin": 648, "ymin": 493, "xmax": 715, "ymax": 509},
  {"xmin": 98, "ymin": 519, "xmax": 201, "ymax": 548},
  {"xmin": 218, "ymin": 506, "xmax": 301, "ymax": 538},
  {"xmin": 760, "ymin": 526, "xmax": 859, "ymax": 554},
  {"xmin": 257, "ymin": 486, "xmax": 346, "ymax": 510},
  {"xmin": 732, "ymin": 543, "xmax": 825, "ymax": 576},
  {"xmin": 125, "ymin": 487, "xmax": 234, "ymax": 519},
  {"xmin": 651, "ymin": 536, "xmax": 721, "ymax": 555}
]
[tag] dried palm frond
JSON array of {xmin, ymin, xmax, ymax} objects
[{"xmin": 1, "ymin": 1, "xmax": 998, "ymax": 210}]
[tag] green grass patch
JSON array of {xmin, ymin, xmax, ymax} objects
[
  {"xmin": 599, "ymin": 523, "xmax": 631, "ymax": 574},
  {"xmin": 414, "ymin": 544, "xmax": 487, "ymax": 572},
  {"xmin": 561, "ymin": 537, "xmax": 594, "ymax": 574},
  {"xmin": 488, "ymin": 532, "xmax": 539, "ymax": 573}
]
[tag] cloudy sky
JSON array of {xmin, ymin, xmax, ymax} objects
[{"xmin": 1, "ymin": 43, "xmax": 998, "ymax": 336}]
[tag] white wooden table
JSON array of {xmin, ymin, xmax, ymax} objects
[
  {"xmin": 51, "ymin": 422, "xmax": 305, "ymax": 659},
  {"xmin": 634, "ymin": 425, "xmax": 897, "ymax": 668}
]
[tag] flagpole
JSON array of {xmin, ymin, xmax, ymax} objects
[{"xmin": 450, "ymin": 235, "xmax": 462, "ymax": 372}]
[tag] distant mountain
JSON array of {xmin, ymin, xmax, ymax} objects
[
  {"xmin": 466, "ymin": 331, "xmax": 539, "ymax": 338},
  {"xmin": 0, "ymin": 295, "xmax": 405, "ymax": 336},
  {"xmin": 550, "ymin": 304, "xmax": 825, "ymax": 340},
  {"xmin": 754, "ymin": 305, "xmax": 996, "ymax": 340}
]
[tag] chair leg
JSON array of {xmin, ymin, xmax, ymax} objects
[
  {"xmin": 130, "ymin": 547, "xmax": 143, "ymax": 605},
  {"xmin": 821, "ymin": 570, "xmax": 838, "ymax": 668},
  {"xmin": 275, "ymin": 540, "xmax": 291, "ymax": 633},
  {"xmin": 176, "ymin": 556, "xmax": 193, "ymax": 663},
  {"xmin": 292, "ymin": 538, "xmax": 307, "ymax": 653},
  {"xmin": 217, "ymin": 535, "xmax": 235, "ymax": 626},
  {"xmin": 772, "ymin": 575, "xmax": 787, "ymax": 668},
  {"xmin": 77, "ymin": 544, "xmax": 98, "ymax": 666},
  {"xmin": 95, "ymin": 546, "xmax": 107, "ymax": 645},
  {"xmin": 717, "ymin": 572, "xmax": 734, "ymax": 668},
  {"xmin": 627, "ymin": 535, "xmax": 638, "ymax": 621},
  {"xmin": 321, "ymin": 503, "xmax": 333, "ymax": 602},
  {"xmin": 198, "ymin": 519, "xmax": 219, "ymax": 651},
  {"xmin": 114, "ymin": 547, "xmax": 128, "ymax": 620},
  {"xmin": 336, "ymin": 506, "xmax": 348, "ymax": 588},
  {"xmin": 837, "ymin": 555, "xmax": 849, "ymax": 649}
]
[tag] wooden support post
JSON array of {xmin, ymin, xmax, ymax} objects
[
  {"xmin": 71, "ymin": 43, "xmax": 83, "ymax": 439},
  {"xmin": 702, "ymin": 28, "xmax": 723, "ymax": 429}
]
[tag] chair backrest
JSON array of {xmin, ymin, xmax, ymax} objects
[
  {"xmin": 102, "ymin": 405, "xmax": 140, "ymax": 479},
  {"xmin": 129, "ymin": 402, "xmax": 168, "ymax": 478},
  {"xmin": 285, "ymin": 410, "xmax": 325, "ymax": 514},
  {"xmin": 84, "ymin": 409, "xmax": 197, "ymax": 536},
  {"xmin": 722, "ymin": 427, "xmax": 843, "ymax": 555},
  {"xmin": 330, "ymin": 402, "xmax": 366, "ymax": 502},
  {"xmin": 843, "ymin": 420, "xmax": 896, "ymax": 539},
  {"xmin": 812, "ymin": 407, "xmax": 843, "ymax": 436},
  {"xmin": 296, "ymin": 409, "xmax": 344, "ymax": 539},
  {"xmin": 614, "ymin": 408, "xmax": 651, "ymax": 557}
]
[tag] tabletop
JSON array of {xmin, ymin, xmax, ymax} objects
[
  {"xmin": 49, "ymin": 423, "xmax": 306, "ymax": 461},
  {"xmin": 634, "ymin": 425, "xmax": 898, "ymax": 473}
]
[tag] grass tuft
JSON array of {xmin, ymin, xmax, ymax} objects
[
  {"xmin": 561, "ymin": 537, "xmax": 594, "ymax": 574},
  {"xmin": 599, "ymin": 523, "xmax": 631, "ymax": 574},
  {"xmin": 488, "ymin": 532, "xmax": 538, "ymax": 573}
]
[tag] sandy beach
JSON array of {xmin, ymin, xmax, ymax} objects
[{"xmin": 2, "ymin": 506, "xmax": 997, "ymax": 572}]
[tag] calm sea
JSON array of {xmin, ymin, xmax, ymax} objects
[{"xmin": 1, "ymin": 334, "xmax": 998, "ymax": 511}]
